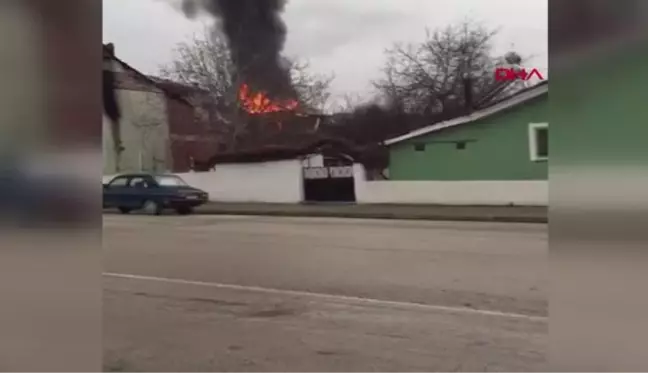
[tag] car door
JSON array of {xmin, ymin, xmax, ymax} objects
[
  {"xmin": 103, "ymin": 176, "xmax": 130, "ymax": 207},
  {"xmin": 125, "ymin": 176, "xmax": 151, "ymax": 208}
]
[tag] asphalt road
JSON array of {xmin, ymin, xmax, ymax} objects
[{"xmin": 103, "ymin": 214, "xmax": 547, "ymax": 372}]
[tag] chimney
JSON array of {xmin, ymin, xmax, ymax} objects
[{"xmin": 105, "ymin": 43, "xmax": 115, "ymax": 55}]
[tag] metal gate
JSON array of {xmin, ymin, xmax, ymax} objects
[{"xmin": 303, "ymin": 166, "xmax": 356, "ymax": 202}]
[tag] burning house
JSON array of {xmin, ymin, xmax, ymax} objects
[
  {"xmin": 145, "ymin": 0, "xmax": 390, "ymax": 199},
  {"xmin": 174, "ymin": 0, "xmax": 316, "ymax": 145}
]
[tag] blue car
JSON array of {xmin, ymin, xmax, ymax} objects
[{"xmin": 103, "ymin": 173, "xmax": 208, "ymax": 215}]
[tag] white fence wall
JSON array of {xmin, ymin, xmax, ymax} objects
[
  {"xmin": 103, "ymin": 161, "xmax": 547, "ymax": 206},
  {"xmin": 353, "ymin": 164, "xmax": 548, "ymax": 206},
  {"xmin": 177, "ymin": 160, "xmax": 304, "ymax": 203},
  {"xmin": 102, "ymin": 160, "xmax": 304, "ymax": 203}
]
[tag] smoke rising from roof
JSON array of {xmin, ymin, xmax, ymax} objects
[{"xmin": 179, "ymin": 0, "xmax": 295, "ymax": 99}]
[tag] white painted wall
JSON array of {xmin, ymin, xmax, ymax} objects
[
  {"xmin": 301, "ymin": 154, "xmax": 323, "ymax": 167},
  {"xmin": 104, "ymin": 161, "xmax": 546, "ymax": 206},
  {"xmin": 177, "ymin": 160, "xmax": 304, "ymax": 203},
  {"xmin": 353, "ymin": 164, "xmax": 548, "ymax": 206}
]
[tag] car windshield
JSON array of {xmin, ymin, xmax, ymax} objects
[{"xmin": 154, "ymin": 175, "xmax": 188, "ymax": 187}]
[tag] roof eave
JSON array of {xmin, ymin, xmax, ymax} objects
[
  {"xmin": 103, "ymin": 46, "xmax": 193, "ymax": 107},
  {"xmin": 384, "ymin": 82, "xmax": 549, "ymax": 146}
]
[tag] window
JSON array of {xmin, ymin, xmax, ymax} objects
[
  {"xmin": 129, "ymin": 177, "xmax": 149, "ymax": 188},
  {"xmin": 528, "ymin": 123, "xmax": 548, "ymax": 161},
  {"xmin": 108, "ymin": 176, "xmax": 128, "ymax": 187},
  {"xmin": 413, "ymin": 143, "xmax": 426, "ymax": 152},
  {"xmin": 155, "ymin": 175, "xmax": 188, "ymax": 187}
]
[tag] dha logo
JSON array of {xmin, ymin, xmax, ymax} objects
[{"xmin": 494, "ymin": 67, "xmax": 545, "ymax": 81}]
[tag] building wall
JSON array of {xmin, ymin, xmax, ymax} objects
[
  {"xmin": 102, "ymin": 114, "xmax": 116, "ymax": 174},
  {"xmin": 165, "ymin": 91, "xmax": 221, "ymax": 172},
  {"xmin": 389, "ymin": 95, "xmax": 548, "ymax": 181},
  {"xmin": 353, "ymin": 164, "xmax": 547, "ymax": 206},
  {"xmin": 103, "ymin": 88, "xmax": 170, "ymax": 174},
  {"xmin": 169, "ymin": 138, "xmax": 221, "ymax": 172},
  {"xmin": 177, "ymin": 159, "xmax": 304, "ymax": 203},
  {"xmin": 103, "ymin": 61, "xmax": 171, "ymax": 174}
]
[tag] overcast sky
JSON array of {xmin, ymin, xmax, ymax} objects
[{"xmin": 103, "ymin": 0, "xmax": 548, "ymax": 105}]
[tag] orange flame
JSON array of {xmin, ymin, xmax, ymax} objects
[{"xmin": 238, "ymin": 84, "xmax": 298, "ymax": 114}]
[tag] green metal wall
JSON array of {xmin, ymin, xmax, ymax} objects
[{"xmin": 389, "ymin": 95, "xmax": 548, "ymax": 180}]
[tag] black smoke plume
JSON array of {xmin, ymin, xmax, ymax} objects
[{"xmin": 180, "ymin": 0, "xmax": 295, "ymax": 99}]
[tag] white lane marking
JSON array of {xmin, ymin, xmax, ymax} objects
[{"xmin": 103, "ymin": 272, "xmax": 547, "ymax": 322}]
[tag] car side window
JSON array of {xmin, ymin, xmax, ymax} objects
[
  {"xmin": 109, "ymin": 177, "xmax": 129, "ymax": 187},
  {"xmin": 129, "ymin": 177, "xmax": 149, "ymax": 188}
]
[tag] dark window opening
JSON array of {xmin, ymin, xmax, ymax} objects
[
  {"xmin": 413, "ymin": 143, "xmax": 426, "ymax": 152},
  {"xmin": 536, "ymin": 128, "xmax": 548, "ymax": 158},
  {"xmin": 456, "ymin": 142, "xmax": 466, "ymax": 150}
]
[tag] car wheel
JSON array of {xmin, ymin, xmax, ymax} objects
[
  {"xmin": 142, "ymin": 200, "xmax": 162, "ymax": 215},
  {"xmin": 118, "ymin": 207, "xmax": 132, "ymax": 214},
  {"xmin": 176, "ymin": 207, "xmax": 193, "ymax": 215}
]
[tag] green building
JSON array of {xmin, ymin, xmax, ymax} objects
[{"xmin": 385, "ymin": 81, "xmax": 548, "ymax": 181}]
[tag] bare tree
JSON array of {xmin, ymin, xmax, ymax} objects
[
  {"xmin": 329, "ymin": 93, "xmax": 368, "ymax": 114},
  {"xmin": 158, "ymin": 28, "xmax": 240, "ymax": 149},
  {"xmin": 373, "ymin": 19, "xmax": 527, "ymax": 117},
  {"xmin": 285, "ymin": 58, "xmax": 334, "ymax": 113},
  {"xmin": 159, "ymin": 27, "xmax": 333, "ymax": 150}
]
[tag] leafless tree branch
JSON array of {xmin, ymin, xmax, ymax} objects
[
  {"xmin": 372, "ymin": 19, "xmax": 527, "ymax": 116},
  {"xmin": 284, "ymin": 57, "xmax": 335, "ymax": 112}
]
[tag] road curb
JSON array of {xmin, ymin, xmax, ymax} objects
[{"xmin": 193, "ymin": 209, "xmax": 548, "ymax": 224}]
